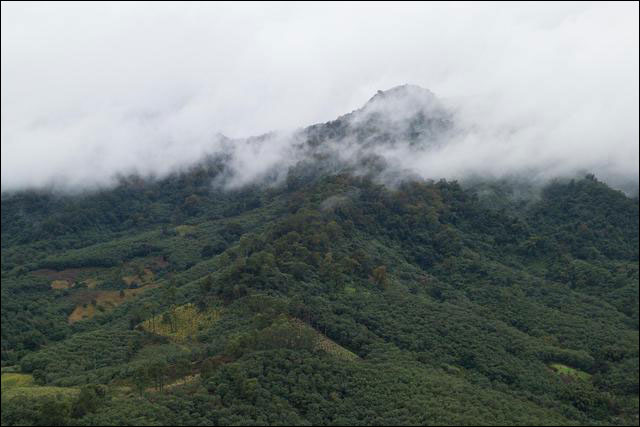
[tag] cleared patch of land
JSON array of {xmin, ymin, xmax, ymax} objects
[
  {"xmin": 147, "ymin": 374, "xmax": 201, "ymax": 393},
  {"xmin": 68, "ymin": 284, "xmax": 159, "ymax": 324},
  {"xmin": 291, "ymin": 318, "xmax": 359, "ymax": 361},
  {"xmin": 140, "ymin": 303, "xmax": 220, "ymax": 341},
  {"xmin": 1, "ymin": 372, "xmax": 34, "ymax": 388},
  {"xmin": 51, "ymin": 279, "xmax": 72, "ymax": 289},
  {"xmin": 1, "ymin": 373, "xmax": 78, "ymax": 401},
  {"xmin": 68, "ymin": 303, "xmax": 97, "ymax": 323},
  {"xmin": 549, "ymin": 363, "xmax": 591, "ymax": 381},
  {"xmin": 32, "ymin": 267, "xmax": 101, "ymax": 282},
  {"xmin": 83, "ymin": 278, "xmax": 100, "ymax": 289}
]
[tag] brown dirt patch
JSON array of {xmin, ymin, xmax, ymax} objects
[
  {"xmin": 32, "ymin": 267, "xmax": 100, "ymax": 282},
  {"xmin": 83, "ymin": 278, "xmax": 100, "ymax": 289},
  {"xmin": 68, "ymin": 284, "xmax": 159, "ymax": 324},
  {"xmin": 51, "ymin": 280, "xmax": 72, "ymax": 290}
]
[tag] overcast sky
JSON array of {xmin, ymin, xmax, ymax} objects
[{"xmin": 1, "ymin": 1, "xmax": 638, "ymax": 191}]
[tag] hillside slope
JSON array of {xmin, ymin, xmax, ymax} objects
[{"xmin": 1, "ymin": 87, "xmax": 638, "ymax": 426}]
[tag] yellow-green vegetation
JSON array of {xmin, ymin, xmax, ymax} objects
[
  {"xmin": 175, "ymin": 224, "xmax": 197, "ymax": 237},
  {"xmin": 290, "ymin": 318, "xmax": 359, "ymax": 361},
  {"xmin": 82, "ymin": 278, "xmax": 100, "ymax": 289},
  {"xmin": 51, "ymin": 279, "xmax": 72, "ymax": 289},
  {"xmin": 39, "ymin": 267, "xmax": 106, "ymax": 289},
  {"xmin": 147, "ymin": 374, "xmax": 200, "ymax": 393},
  {"xmin": 68, "ymin": 284, "xmax": 159, "ymax": 324},
  {"xmin": 549, "ymin": 363, "xmax": 592, "ymax": 381},
  {"xmin": 315, "ymin": 333, "xmax": 359, "ymax": 361},
  {"xmin": 1, "ymin": 373, "xmax": 34, "ymax": 389},
  {"xmin": 141, "ymin": 304, "xmax": 221, "ymax": 341},
  {"xmin": 1, "ymin": 373, "xmax": 78, "ymax": 401}
]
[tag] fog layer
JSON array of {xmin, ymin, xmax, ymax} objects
[{"xmin": 1, "ymin": 2, "xmax": 638, "ymax": 191}]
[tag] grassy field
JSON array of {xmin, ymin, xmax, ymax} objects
[
  {"xmin": 175, "ymin": 224, "xmax": 197, "ymax": 237},
  {"xmin": 140, "ymin": 304, "xmax": 221, "ymax": 341},
  {"xmin": 549, "ymin": 363, "xmax": 592, "ymax": 381},
  {"xmin": 1, "ymin": 373, "xmax": 34, "ymax": 389},
  {"xmin": 1, "ymin": 373, "xmax": 79, "ymax": 401}
]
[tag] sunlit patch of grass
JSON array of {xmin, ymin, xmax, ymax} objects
[
  {"xmin": 2, "ymin": 373, "xmax": 34, "ymax": 389},
  {"xmin": 316, "ymin": 335, "xmax": 360, "ymax": 361},
  {"xmin": 3, "ymin": 385, "xmax": 79, "ymax": 401},
  {"xmin": 140, "ymin": 303, "xmax": 221, "ymax": 341},
  {"xmin": 51, "ymin": 279, "xmax": 72, "ymax": 289},
  {"xmin": 549, "ymin": 363, "xmax": 591, "ymax": 381},
  {"xmin": 175, "ymin": 225, "xmax": 197, "ymax": 237},
  {"xmin": 146, "ymin": 374, "xmax": 200, "ymax": 393},
  {"xmin": 1, "ymin": 373, "xmax": 78, "ymax": 401}
]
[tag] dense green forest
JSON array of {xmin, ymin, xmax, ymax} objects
[{"xmin": 1, "ymin": 162, "xmax": 638, "ymax": 425}]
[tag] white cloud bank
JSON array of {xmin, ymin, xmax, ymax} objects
[{"xmin": 1, "ymin": 2, "xmax": 638, "ymax": 191}]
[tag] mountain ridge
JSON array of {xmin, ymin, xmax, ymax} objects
[{"xmin": 1, "ymin": 85, "xmax": 638, "ymax": 426}]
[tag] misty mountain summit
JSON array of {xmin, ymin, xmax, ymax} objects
[
  {"xmin": 303, "ymin": 84, "xmax": 454, "ymax": 150},
  {"xmin": 360, "ymin": 84, "xmax": 444, "ymax": 119}
]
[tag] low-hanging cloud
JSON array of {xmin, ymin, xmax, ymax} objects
[{"xmin": 1, "ymin": 2, "xmax": 638, "ymax": 192}]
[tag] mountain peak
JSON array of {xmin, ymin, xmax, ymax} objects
[
  {"xmin": 366, "ymin": 84, "xmax": 437, "ymax": 105},
  {"xmin": 303, "ymin": 84, "xmax": 453, "ymax": 149},
  {"xmin": 356, "ymin": 84, "xmax": 448, "ymax": 123}
]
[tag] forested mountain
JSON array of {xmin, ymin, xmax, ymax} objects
[{"xmin": 1, "ymin": 87, "xmax": 638, "ymax": 426}]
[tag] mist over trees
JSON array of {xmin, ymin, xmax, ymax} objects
[{"xmin": 1, "ymin": 3, "xmax": 638, "ymax": 192}]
